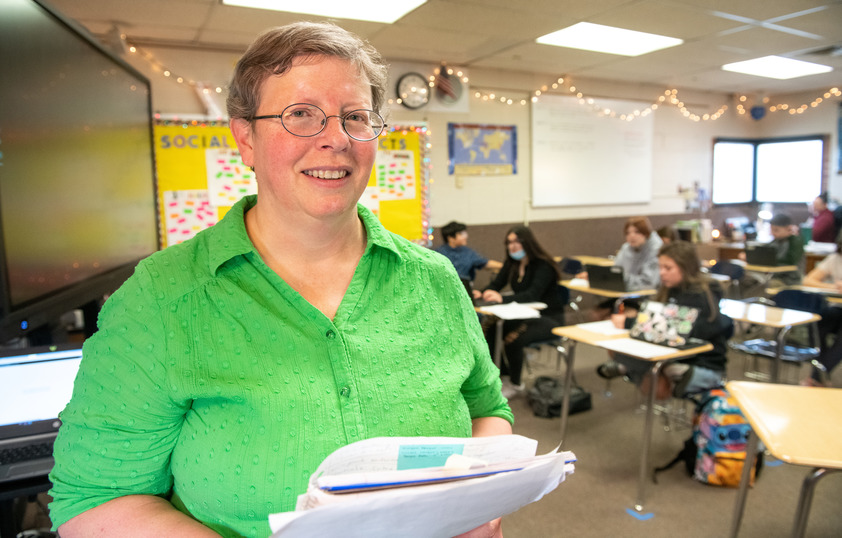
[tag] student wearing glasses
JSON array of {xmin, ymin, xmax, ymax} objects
[{"xmin": 49, "ymin": 22, "xmax": 512, "ymax": 538}]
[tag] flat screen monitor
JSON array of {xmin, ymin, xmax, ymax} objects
[{"xmin": 0, "ymin": 0, "xmax": 160, "ymax": 342}]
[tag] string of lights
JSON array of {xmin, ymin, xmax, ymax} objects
[{"xmin": 127, "ymin": 42, "xmax": 839, "ymax": 125}]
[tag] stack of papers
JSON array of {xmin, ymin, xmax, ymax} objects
[
  {"xmin": 480, "ymin": 302, "xmax": 545, "ymax": 320},
  {"xmin": 268, "ymin": 435, "xmax": 575, "ymax": 537}
]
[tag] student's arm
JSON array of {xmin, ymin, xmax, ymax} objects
[
  {"xmin": 483, "ymin": 259, "xmax": 503, "ymax": 272},
  {"xmin": 59, "ymin": 496, "xmax": 221, "ymax": 538},
  {"xmin": 803, "ymin": 266, "xmax": 835, "ymax": 289}
]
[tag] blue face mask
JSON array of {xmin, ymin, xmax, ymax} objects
[{"xmin": 510, "ymin": 249, "xmax": 526, "ymax": 261}]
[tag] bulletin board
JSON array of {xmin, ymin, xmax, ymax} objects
[{"xmin": 153, "ymin": 122, "xmax": 430, "ymax": 248}]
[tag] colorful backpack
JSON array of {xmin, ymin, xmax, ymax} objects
[{"xmin": 654, "ymin": 388, "xmax": 763, "ymax": 487}]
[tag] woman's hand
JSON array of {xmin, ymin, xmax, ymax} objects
[
  {"xmin": 472, "ymin": 289, "xmax": 482, "ymax": 299},
  {"xmin": 482, "ymin": 289, "xmax": 503, "ymax": 303},
  {"xmin": 610, "ymin": 313, "xmax": 626, "ymax": 329},
  {"xmin": 453, "ymin": 517, "xmax": 503, "ymax": 538}
]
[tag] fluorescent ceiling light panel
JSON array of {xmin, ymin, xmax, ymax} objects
[
  {"xmin": 221, "ymin": 0, "xmax": 426, "ymax": 24},
  {"xmin": 536, "ymin": 22, "xmax": 683, "ymax": 56},
  {"xmin": 722, "ymin": 55, "xmax": 833, "ymax": 80}
]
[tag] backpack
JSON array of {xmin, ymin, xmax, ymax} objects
[
  {"xmin": 525, "ymin": 376, "xmax": 592, "ymax": 419},
  {"xmin": 653, "ymin": 388, "xmax": 763, "ymax": 487}
]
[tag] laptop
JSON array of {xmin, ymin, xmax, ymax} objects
[
  {"xmin": 744, "ymin": 243, "xmax": 778, "ymax": 266},
  {"xmin": 585, "ymin": 264, "xmax": 627, "ymax": 292},
  {"xmin": 629, "ymin": 301, "xmax": 705, "ymax": 349},
  {"xmin": 0, "ymin": 343, "xmax": 83, "ymax": 483}
]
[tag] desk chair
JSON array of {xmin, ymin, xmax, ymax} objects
[
  {"xmin": 524, "ymin": 284, "xmax": 569, "ymax": 376},
  {"xmin": 730, "ymin": 290, "xmax": 826, "ymax": 384},
  {"xmin": 710, "ymin": 260, "xmax": 745, "ymax": 299},
  {"xmin": 558, "ymin": 257, "xmax": 585, "ymax": 323}
]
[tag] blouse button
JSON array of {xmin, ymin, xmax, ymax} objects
[
  {"xmin": 339, "ymin": 386, "xmax": 351, "ymax": 397},
  {"xmin": 326, "ymin": 330, "xmax": 336, "ymax": 339}
]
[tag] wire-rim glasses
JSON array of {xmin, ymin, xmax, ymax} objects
[{"xmin": 252, "ymin": 103, "xmax": 386, "ymax": 142}]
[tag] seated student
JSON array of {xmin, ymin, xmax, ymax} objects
[
  {"xmin": 478, "ymin": 225, "xmax": 564, "ymax": 398},
  {"xmin": 767, "ymin": 212, "xmax": 805, "ymax": 286},
  {"xmin": 596, "ymin": 241, "xmax": 731, "ymax": 400},
  {"xmin": 587, "ymin": 216, "xmax": 662, "ymax": 320},
  {"xmin": 435, "ymin": 221, "xmax": 502, "ymax": 282},
  {"xmin": 801, "ymin": 236, "xmax": 842, "ymax": 386},
  {"xmin": 810, "ymin": 192, "xmax": 838, "ymax": 244},
  {"xmin": 656, "ymin": 225, "xmax": 678, "ymax": 245},
  {"xmin": 614, "ymin": 216, "xmax": 663, "ymax": 291}
]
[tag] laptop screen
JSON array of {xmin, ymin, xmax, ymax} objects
[{"xmin": 0, "ymin": 344, "xmax": 83, "ymax": 440}]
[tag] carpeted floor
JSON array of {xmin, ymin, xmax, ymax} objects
[
  {"xmin": 15, "ymin": 332, "xmax": 842, "ymax": 537},
  {"xmin": 502, "ymin": 341, "xmax": 842, "ymax": 538}
]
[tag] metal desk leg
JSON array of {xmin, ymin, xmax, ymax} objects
[
  {"xmin": 729, "ymin": 427, "xmax": 758, "ymax": 538},
  {"xmin": 558, "ymin": 338, "xmax": 577, "ymax": 448},
  {"xmin": 773, "ymin": 326, "xmax": 792, "ymax": 384},
  {"xmin": 791, "ymin": 468, "xmax": 838, "ymax": 538},
  {"xmin": 635, "ymin": 361, "xmax": 663, "ymax": 512}
]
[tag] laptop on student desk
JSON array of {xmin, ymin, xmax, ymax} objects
[
  {"xmin": 744, "ymin": 243, "xmax": 778, "ymax": 266},
  {"xmin": 629, "ymin": 301, "xmax": 705, "ymax": 349},
  {"xmin": 585, "ymin": 264, "xmax": 627, "ymax": 292},
  {"xmin": 0, "ymin": 344, "xmax": 83, "ymax": 483}
]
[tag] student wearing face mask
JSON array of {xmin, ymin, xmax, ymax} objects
[{"xmin": 478, "ymin": 226, "xmax": 564, "ymax": 397}]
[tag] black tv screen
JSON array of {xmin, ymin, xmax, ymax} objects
[{"xmin": 0, "ymin": 0, "xmax": 159, "ymax": 341}]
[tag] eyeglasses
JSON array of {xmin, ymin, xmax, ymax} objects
[{"xmin": 252, "ymin": 103, "xmax": 386, "ymax": 142}]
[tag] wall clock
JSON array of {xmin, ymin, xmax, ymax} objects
[{"xmin": 396, "ymin": 72, "xmax": 429, "ymax": 109}]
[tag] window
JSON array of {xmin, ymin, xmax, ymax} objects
[{"xmin": 711, "ymin": 135, "xmax": 827, "ymax": 205}]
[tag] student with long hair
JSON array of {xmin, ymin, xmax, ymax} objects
[
  {"xmin": 597, "ymin": 241, "xmax": 731, "ymax": 399},
  {"xmin": 478, "ymin": 225, "xmax": 564, "ymax": 397}
]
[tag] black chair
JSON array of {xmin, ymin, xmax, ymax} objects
[
  {"xmin": 710, "ymin": 260, "xmax": 745, "ymax": 299},
  {"xmin": 558, "ymin": 257, "xmax": 585, "ymax": 322},
  {"xmin": 729, "ymin": 289, "xmax": 827, "ymax": 384}
]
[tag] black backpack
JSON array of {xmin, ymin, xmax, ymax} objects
[{"xmin": 526, "ymin": 376, "xmax": 592, "ymax": 418}]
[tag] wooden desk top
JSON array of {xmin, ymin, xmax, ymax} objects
[
  {"xmin": 560, "ymin": 279, "xmax": 657, "ymax": 299},
  {"xmin": 719, "ymin": 298, "xmax": 821, "ymax": 328},
  {"xmin": 552, "ymin": 322, "xmax": 629, "ymax": 346},
  {"xmin": 765, "ymin": 285, "xmax": 842, "ymax": 306},
  {"xmin": 553, "ymin": 322, "xmax": 713, "ymax": 361},
  {"xmin": 573, "ymin": 255, "xmax": 615, "ymax": 267},
  {"xmin": 726, "ymin": 381, "xmax": 842, "ymax": 469},
  {"xmin": 743, "ymin": 264, "xmax": 799, "ymax": 273}
]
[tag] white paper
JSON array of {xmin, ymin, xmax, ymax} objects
[
  {"xmin": 575, "ymin": 320, "xmax": 628, "ymax": 336},
  {"xmin": 596, "ymin": 337, "xmax": 674, "ymax": 359},
  {"xmin": 267, "ymin": 435, "xmax": 575, "ymax": 538},
  {"xmin": 480, "ymin": 302, "xmax": 543, "ymax": 320},
  {"xmin": 567, "ymin": 278, "xmax": 590, "ymax": 287}
]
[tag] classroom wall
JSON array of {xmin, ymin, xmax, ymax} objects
[{"xmin": 115, "ymin": 45, "xmax": 840, "ymax": 248}]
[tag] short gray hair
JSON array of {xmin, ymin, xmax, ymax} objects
[{"xmin": 226, "ymin": 21, "xmax": 389, "ymax": 121}]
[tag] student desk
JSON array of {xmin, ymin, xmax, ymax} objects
[
  {"xmin": 742, "ymin": 263, "xmax": 799, "ymax": 293},
  {"xmin": 560, "ymin": 279, "xmax": 656, "ymax": 301},
  {"xmin": 475, "ymin": 302, "xmax": 546, "ymax": 368},
  {"xmin": 720, "ymin": 298, "xmax": 822, "ymax": 383},
  {"xmin": 726, "ymin": 381, "xmax": 842, "ymax": 538},
  {"xmin": 572, "ymin": 255, "xmax": 615, "ymax": 267},
  {"xmin": 765, "ymin": 284, "xmax": 842, "ymax": 306},
  {"xmin": 551, "ymin": 321, "xmax": 712, "ymax": 513}
]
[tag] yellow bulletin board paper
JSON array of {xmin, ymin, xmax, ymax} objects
[{"xmin": 153, "ymin": 122, "xmax": 430, "ymax": 248}]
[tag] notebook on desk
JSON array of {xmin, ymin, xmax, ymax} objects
[
  {"xmin": 0, "ymin": 344, "xmax": 83, "ymax": 483},
  {"xmin": 744, "ymin": 243, "xmax": 778, "ymax": 266},
  {"xmin": 629, "ymin": 301, "xmax": 706, "ymax": 349},
  {"xmin": 585, "ymin": 264, "xmax": 626, "ymax": 292}
]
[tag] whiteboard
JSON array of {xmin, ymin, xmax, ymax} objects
[{"xmin": 531, "ymin": 95, "xmax": 653, "ymax": 207}]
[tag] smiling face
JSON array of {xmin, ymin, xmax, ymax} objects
[{"xmin": 231, "ymin": 55, "xmax": 377, "ymax": 222}]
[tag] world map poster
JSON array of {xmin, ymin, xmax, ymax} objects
[{"xmin": 447, "ymin": 123, "xmax": 517, "ymax": 175}]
